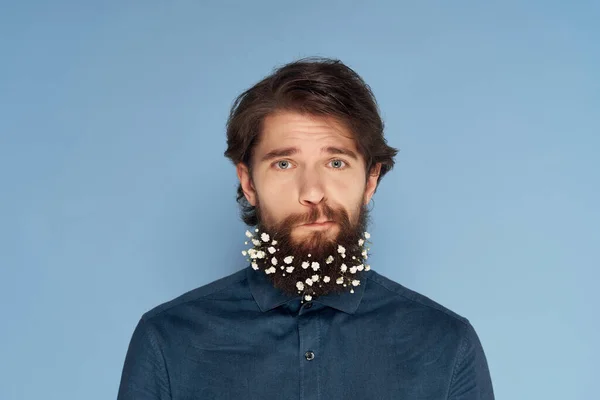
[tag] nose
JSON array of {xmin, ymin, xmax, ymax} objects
[{"xmin": 298, "ymin": 167, "xmax": 325, "ymax": 206}]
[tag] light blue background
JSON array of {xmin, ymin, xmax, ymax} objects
[{"xmin": 1, "ymin": 1, "xmax": 598, "ymax": 399}]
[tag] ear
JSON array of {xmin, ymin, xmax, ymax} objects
[
  {"xmin": 363, "ymin": 163, "xmax": 381, "ymax": 205},
  {"xmin": 236, "ymin": 163, "xmax": 257, "ymax": 206}
]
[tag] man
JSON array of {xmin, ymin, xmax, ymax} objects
[{"xmin": 117, "ymin": 58, "xmax": 495, "ymax": 399}]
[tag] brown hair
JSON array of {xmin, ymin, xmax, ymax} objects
[{"xmin": 224, "ymin": 57, "xmax": 398, "ymax": 226}]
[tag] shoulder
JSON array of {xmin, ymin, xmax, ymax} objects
[
  {"xmin": 365, "ymin": 269, "xmax": 471, "ymax": 328},
  {"xmin": 140, "ymin": 267, "xmax": 249, "ymax": 322}
]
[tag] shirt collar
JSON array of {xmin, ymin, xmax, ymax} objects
[{"xmin": 246, "ymin": 266, "xmax": 368, "ymax": 314}]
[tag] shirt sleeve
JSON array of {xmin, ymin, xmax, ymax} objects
[
  {"xmin": 117, "ymin": 318, "xmax": 172, "ymax": 400},
  {"xmin": 447, "ymin": 321, "xmax": 495, "ymax": 400}
]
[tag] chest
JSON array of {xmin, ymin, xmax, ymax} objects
[{"xmin": 167, "ymin": 312, "xmax": 457, "ymax": 400}]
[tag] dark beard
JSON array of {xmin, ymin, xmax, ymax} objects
[{"xmin": 250, "ymin": 202, "xmax": 371, "ymax": 299}]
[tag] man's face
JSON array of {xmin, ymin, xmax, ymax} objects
[
  {"xmin": 237, "ymin": 112, "xmax": 381, "ymax": 298},
  {"xmin": 237, "ymin": 111, "xmax": 380, "ymax": 247}
]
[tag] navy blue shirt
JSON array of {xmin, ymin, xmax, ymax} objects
[{"xmin": 118, "ymin": 267, "xmax": 494, "ymax": 399}]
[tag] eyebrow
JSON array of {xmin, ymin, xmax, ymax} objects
[{"xmin": 260, "ymin": 146, "xmax": 359, "ymax": 163}]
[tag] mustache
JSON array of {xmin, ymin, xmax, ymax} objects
[{"xmin": 283, "ymin": 203, "xmax": 343, "ymax": 226}]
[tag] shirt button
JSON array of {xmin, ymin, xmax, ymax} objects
[
  {"xmin": 305, "ymin": 302, "xmax": 313, "ymax": 309},
  {"xmin": 305, "ymin": 351, "xmax": 315, "ymax": 361}
]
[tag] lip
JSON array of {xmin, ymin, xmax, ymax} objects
[{"xmin": 301, "ymin": 221, "xmax": 335, "ymax": 228}]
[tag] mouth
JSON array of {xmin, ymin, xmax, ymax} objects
[{"xmin": 300, "ymin": 220, "xmax": 335, "ymax": 228}]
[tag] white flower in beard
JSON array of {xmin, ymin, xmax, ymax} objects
[{"xmin": 265, "ymin": 266, "xmax": 276, "ymax": 274}]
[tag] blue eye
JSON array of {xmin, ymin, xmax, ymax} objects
[
  {"xmin": 330, "ymin": 159, "xmax": 346, "ymax": 169},
  {"xmin": 276, "ymin": 160, "xmax": 292, "ymax": 169}
]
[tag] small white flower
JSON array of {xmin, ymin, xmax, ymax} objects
[
  {"xmin": 265, "ymin": 266, "xmax": 276, "ymax": 274},
  {"xmin": 350, "ymin": 289, "xmax": 355, "ymax": 293},
  {"xmin": 337, "ymin": 245, "xmax": 346, "ymax": 254},
  {"xmin": 256, "ymin": 251, "xmax": 266, "ymax": 259},
  {"xmin": 323, "ymin": 276, "xmax": 331, "ymax": 283},
  {"xmin": 302, "ymin": 261, "xmax": 310, "ymax": 269},
  {"xmin": 252, "ymin": 239, "xmax": 261, "ymax": 246},
  {"xmin": 272, "ymin": 240, "xmax": 278, "ymax": 245},
  {"xmin": 349, "ymin": 266, "xmax": 357, "ymax": 274},
  {"xmin": 286, "ymin": 266, "xmax": 294, "ymax": 273},
  {"xmin": 261, "ymin": 233, "xmax": 270, "ymax": 242},
  {"xmin": 251, "ymin": 262, "xmax": 259, "ymax": 270},
  {"xmin": 280, "ymin": 266, "xmax": 284, "ymax": 269},
  {"xmin": 249, "ymin": 249, "xmax": 258, "ymax": 259},
  {"xmin": 362, "ymin": 250, "xmax": 368, "ymax": 258},
  {"xmin": 255, "ymin": 228, "xmax": 259, "ymax": 232},
  {"xmin": 325, "ymin": 255, "xmax": 334, "ymax": 264},
  {"xmin": 304, "ymin": 294, "xmax": 312, "ymax": 301},
  {"xmin": 308, "ymin": 253, "xmax": 311, "ymax": 257},
  {"xmin": 305, "ymin": 278, "xmax": 313, "ymax": 286},
  {"xmin": 357, "ymin": 264, "xmax": 364, "ymax": 271},
  {"xmin": 241, "ymin": 250, "xmax": 247, "ymax": 256},
  {"xmin": 341, "ymin": 253, "xmax": 346, "ymax": 258},
  {"xmin": 296, "ymin": 281, "xmax": 305, "ymax": 291},
  {"xmin": 312, "ymin": 274, "xmax": 319, "ymax": 282},
  {"xmin": 268, "ymin": 246, "xmax": 276, "ymax": 254},
  {"xmin": 271, "ymin": 257, "xmax": 278, "ymax": 265},
  {"xmin": 358, "ymin": 238, "xmax": 364, "ymax": 246},
  {"xmin": 352, "ymin": 279, "xmax": 360, "ymax": 286},
  {"xmin": 364, "ymin": 232, "xmax": 371, "ymax": 239},
  {"xmin": 336, "ymin": 277, "xmax": 344, "ymax": 284},
  {"xmin": 245, "ymin": 230, "xmax": 253, "ymax": 238},
  {"xmin": 365, "ymin": 264, "xmax": 371, "ymax": 271},
  {"xmin": 284, "ymin": 256, "xmax": 294, "ymax": 264},
  {"xmin": 311, "ymin": 262, "xmax": 320, "ymax": 271},
  {"xmin": 340, "ymin": 263, "xmax": 347, "ymax": 272}
]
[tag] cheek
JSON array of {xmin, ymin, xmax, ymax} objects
[
  {"xmin": 256, "ymin": 181, "xmax": 296, "ymax": 221},
  {"xmin": 329, "ymin": 174, "xmax": 367, "ymax": 204}
]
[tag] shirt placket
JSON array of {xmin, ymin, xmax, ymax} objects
[{"xmin": 298, "ymin": 302, "xmax": 320, "ymax": 400}]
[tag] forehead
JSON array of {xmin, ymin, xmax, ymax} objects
[{"xmin": 257, "ymin": 111, "xmax": 358, "ymax": 151}]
